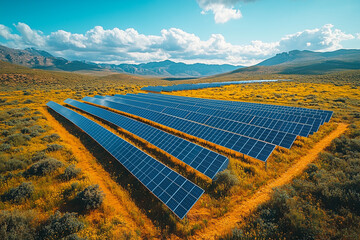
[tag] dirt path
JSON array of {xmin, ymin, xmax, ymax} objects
[
  {"xmin": 192, "ymin": 123, "xmax": 348, "ymax": 240},
  {"xmin": 40, "ymin": 107, "xmax": 158, "ymax": 238}
]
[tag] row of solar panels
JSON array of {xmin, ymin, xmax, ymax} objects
[
  {"xmin": 148, "ymin": 93, "xmax": 333, "ymax": 123},
  {"xmin": 81, "ymin": 93, "xmax": 332, "ymax": 163},
  {"xmin": 141, "ymin": 79, "xmax": 281, "ymax": 92},
  {"xmin": 47, "ymin": 100, "xmax": 230, "ymax": 219}
]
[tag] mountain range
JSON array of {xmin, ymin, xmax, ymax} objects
[
  {"xmin": 230, "ymin": 49, "xmax": 360, "ymax": 75},
  {"xmin": 1, "ymin": 44, "xmax": 360, "ymax": 77},
  {"xmin": 0, "ymin": 45, "xmax": 241, "ymax": 77}
]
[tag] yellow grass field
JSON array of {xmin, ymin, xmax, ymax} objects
[{"xmin": 1, "ymin": 68, "xmax": 359, "ymax": 239}]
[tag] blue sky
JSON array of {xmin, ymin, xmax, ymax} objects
[{"xmin": 0, "ymin": 0, "xmax": 359, "ymax": 65}]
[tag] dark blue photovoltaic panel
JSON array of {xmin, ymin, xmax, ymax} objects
[
  {"xmin": 82, "ymin": 97, "xmax": 276, "ymax": 162},
  {"xmin": 132, "ymin": 93, "xmax": 329, "ymax": 133},
  {"xmin": 141, "ymin": 79, "xmax": 281, "ymax": 92},
  {"xmin": 46, "ymin": 101, "xmax": 204, "ymax": 219},
  {"xmin": 64, "ymin": 99, "xmax": 229, "ymax": 179},
  {"xmin": 141, "ymin": 93, "xmax": 332, "ymax": 124},
  {"xmin": 96, "ymin": 95, "xmax": 297, "ymax": 149},
  {"xmin": 125, "ymin": 93, "xmax": 314, "ymax": 137}
]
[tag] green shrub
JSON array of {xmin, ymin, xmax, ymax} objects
[
  {"xmin": 0, "ymin": 210, "xmax": 36, "ymax": 240},
  {"xmin": 42, "ymin": 134, "xmax": 60, "ymax": 143},
  {"xmin": 62, "ymin": 165, "xmax": 81, "ymax": 181},
  {"xmin": 23, "ymin": 99, "xmax": 34, "ymax": 104},
  {"xmin": 2, "ymin": 130, "xmax": 10, "ymax": 137},
  {"xmin": 0, "ymin": 143, "xmax": 11, "ymax": 152},
  {"xmin": 21, "ymin": 127, "xmax": 31, "ymax": 134},
  {"xmin": 3, "ymin": 158, "xmax": 28, "ymax": 172},
  {"xmin": 6, "ymin": 133, "xmax": 31, "ymax": 147},
  {"xmin": 46, "ymin": 144, "xmax": 64, "ymax": 152},
  {"xmin": 31, "ymin": 151, "xmax": 47, "ymax": 163},
  {"xmin": 211, "ymin": 170, "xmax": 239, "ymax": 197},
  {"xmin": 2, "ymin": 182, "xmax": 34, "ymax": 203},
  {"xmin": 75, "ymin": 185, "xmax": 104, "ymax": 211},
  {"xmin": 37, "ymin": 211, "xmax": 84, "ymax": 240},
  {"xmin": 25, "ymin": 158, "xmax": 63, "ymax": 176},
  {"xmin": 0, "ymin": 112, "xmax": 10, "ymax": 121}
]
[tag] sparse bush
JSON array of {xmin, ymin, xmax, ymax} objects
[
  {"xmin": 0, "ymin": 143, "xmax": 11, "ymax": 152},
  {"xmin": 37, "ymin": 211, "xmax": 84, "ymax": 240},
  {"xmin": 21, "ymin": 127, "xmax": 31, "ymax": 134},
  {"xmin": 31, "ymin": 151, "xmax": 47, "ymax": 163},
  {"xmin": 61, "ymin": 165, "xmax": 81, "ymax": 181},
  {"xmin": 0, "ymin": 210, "xmax": 36, "ymax": 240},
  {"xmin": 31, "ymin": 125, "xmax": 46, "ymax": 133},
  {"xmin": 0, "ymin": 111, "xmax": 10, "ymax": 121},
  {"xmin": 42, "ymin": 134, "xmax": 60, "ymax": 143},
  {"xmin": 6, "ymin": 133, "xmax": 31, "ymax": 147},
  {"xmin": 0, "ymin": 158, "xmax": 28, "ymax": 173},
  {"xmin": 23, "ymin": 99, "xmax": 34, "ymax": 104},
  {"xmin": 46, "ymin": 144, "xmax": 64, "ymax": 152},
  {"xmin": 74, "ymin": 184, "xmax": 104, "ymax": 211},
  {"xmin": 2, "ymin": 130, "xmax": 10, "ymax": 137},
  {"xmin": 211, "ymin": 170, "xmax": 239, "ymax": 198},
  {"xmin": 2, "ymin": 182, "xmax": 34, "ymax": 203},
  {"xmin": 25, "ymin": 158, "xmax": 63, "ymax": 176}
]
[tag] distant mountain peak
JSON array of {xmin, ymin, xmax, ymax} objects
[
  {"xmin": 24, "ymin": 47, "xmax": 54, "ymax": 58},
  {"xmin": 256, "ymin": 49, "xmax": 360, "ymax": 67}
]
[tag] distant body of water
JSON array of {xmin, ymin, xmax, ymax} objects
[{"xmin": 142, "ymin": 79, "xmax": 288, "ymax": 92}]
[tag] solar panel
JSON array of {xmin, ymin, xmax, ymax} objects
[
  {"xmin": 47, "ymin": 101, "xmax": 204, "ymax": 219},
  {"xmin": 141, "ymin": 93, "xmax": 332, "ymax": 124},
  {"xmin": 124, "ymin": 93, "xmax": 314, "ymax": 137},
  {"xmin": 96, "ymin": 95, "xmax": 297, "ymax": 149},
  {"xmin": 82, "ymin": 97, "xmax": 276, "ymax": 162},
  {"xmin": 64, "ymin": 99, "xmax": 229, "ymax": 179},
  {"xmin": 133, "ymin": 93, "xmax": 324, "ymax": 133}
]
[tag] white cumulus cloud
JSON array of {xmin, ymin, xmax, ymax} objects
[
  {"xmin": 197, "ymin": 0, "xmax": 254, "ymax": 23},
  {"xmin": 0, "ymin": 22, "xmax": 357, "ymax": 66},
  {"xmin": 279, "ymin": 24, "xmax": 355, "ymax": 52}
]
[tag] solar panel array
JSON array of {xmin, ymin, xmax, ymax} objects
[
  {"xmin": 128, "ymin": 92, "xmax": 332, "ymax": 137},
  {"xmin": 64, "ymin": 98, "xmax": 229, "ymax": 179},
  {"xmin": 119, "ymin": 93, "xmax": 313, "ymax": 137},
  {"xmin": 142, "ymin": 79, "xmax": 281, "ymax": 92},
  {"xmin": 47, "ymin": 90, "xmax": 332, "ymax": 219},
  {"xmin": 140, "ymin": 93, "xmax": 332, "ymax": 124},
  {"xmin": 82, "ymin": 96, "xmax": 276, "ymax": 162},
  {"xmin": 95, "ymin": 95, "xmax": 297, "ymax": 149},
  {"xmin": 47, "ymin": 101, "xmax": 204, "ymax": 219},
  {"xmin": 127, "ymin": 93, "xmax": 322, "ymax": 134}
]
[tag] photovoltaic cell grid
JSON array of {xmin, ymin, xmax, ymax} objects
[
  {"xmin": 132, "ymin": 93, "xmax": 325, "ymax": 134},
  {"xmin": 141, "ymin": 79, "xmax": 281, "ymax": 92},
  {"xmin": 47, "ymin": 101, "xmax": 204, "ymax": 219},
  {"xmin": 97, "ymin": 95, "xmax": 297, "ymax": 149},
  {"xmin": 82, "ymin": 96, "xmax": 276, "ymax": 162},
  {"xmin": 120, "ymin": 93, "xmax": 313, "ymax": 137},
  {"xmin": 142, "ymin": 93, "xmax": 332, "ymax": 124},
  {"xmin": 64, "ymin": 99, "xmax": 229, "ymax": 179}
]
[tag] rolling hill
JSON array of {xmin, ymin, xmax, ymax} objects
[{"xmin": 229, "ymin": 49, "xmax": 360, "ymax": 75}]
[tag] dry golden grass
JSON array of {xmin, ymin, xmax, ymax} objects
[{"xmin": 1, "ymin": 69, "xmax": 359, "ymax": 239}]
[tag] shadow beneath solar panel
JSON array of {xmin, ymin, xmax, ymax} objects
[{"xmin": 47, "ymin": 107, "xmax": 179, "ymax": 233}]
